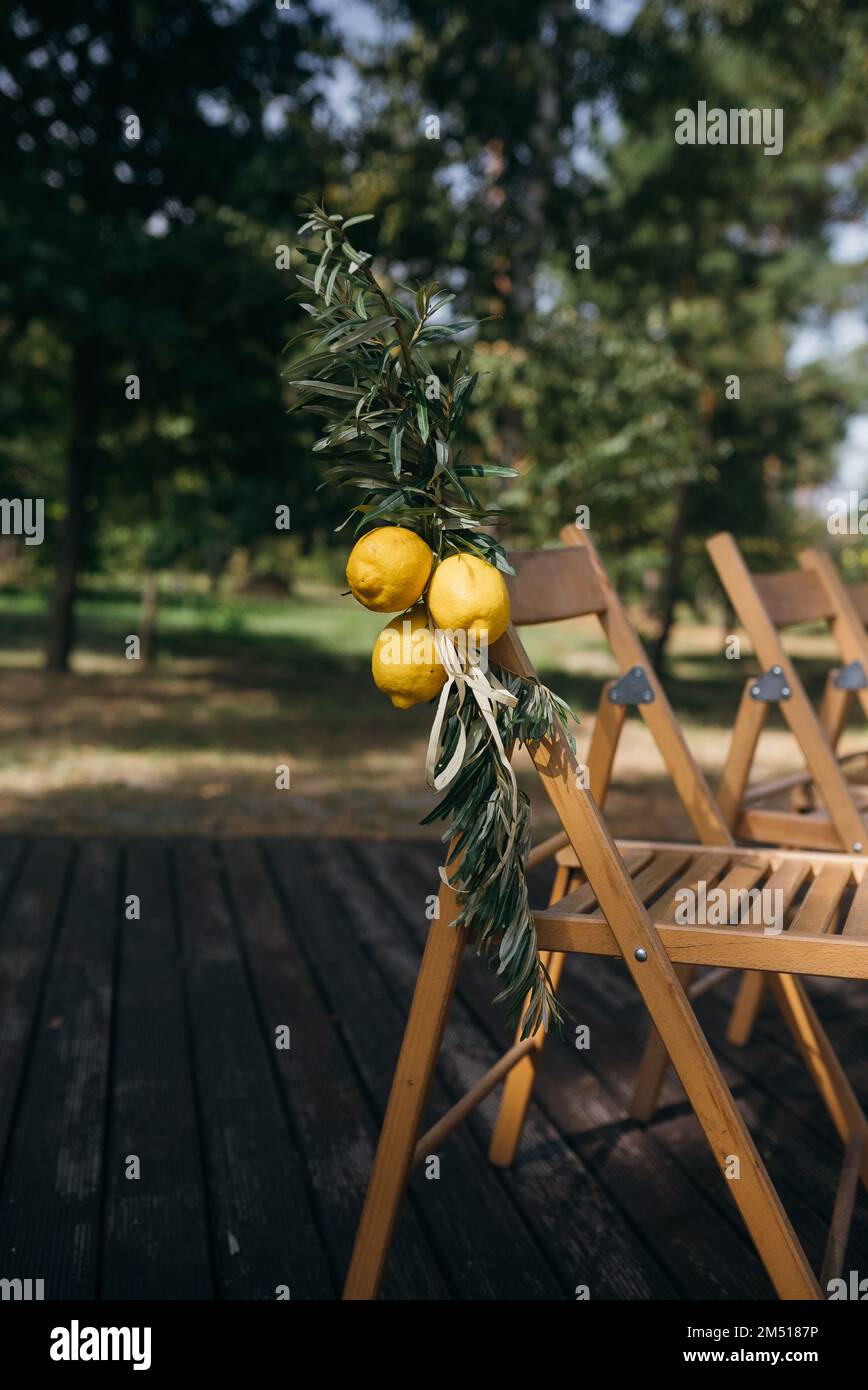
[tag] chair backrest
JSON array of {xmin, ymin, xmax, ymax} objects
[
  {"xmin": 707, "ymin": 531, "xmax": 867, "ymax": 851},
  {"xmin": 797, "ymin": 549, "xmax": 868, "ymax": 727},
  {"xmin": 507, "ymin": 546, "xmax": 607, "ymax": 625},
  {"xmin": 847, "ymin": 581, "xmax": 868, "ymax": 626},
  {"xmin": 505, "ymin": 529, "xmax": 733, "ymax": 846},
  {"xmin": 751, "ymin": 569, "xmax": 835, "ymax": 627},
  {"xmin": 710, "ymin": 535, "xmax": 868, "ymax": 672},
  {"xmin": 709, "ymin": 534, "xmax": 868, "ymax": 725}
]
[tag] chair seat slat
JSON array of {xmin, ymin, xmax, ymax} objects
[
  {"xmin": 588, "ymin": 849, "xmax": 693, "ymax": 918},
  {"xmin": 696, "ymin": 860, "xmax": 770, "ymax": 929},
  {"xmin": 758, "ymin": 860, "xmax": 813, "ymax": 929},
  {"xmin": 650, "ymin": 852, "xmax": 734, "ymax": 925},
  {"xmin": 550, "ymin": 846, "xmax": 652, "ymax": 915},
  {"xmin": 788, "ymin": 864, "xmax": 852, "ymax": 936},
  {"xmin": 842, "ymin": 874, "xmax": 868, "ymax": 938}
]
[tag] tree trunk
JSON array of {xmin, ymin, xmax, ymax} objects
[
  {"xmin": 139, "ymin": 571, "xmax": 159, "ymax": 667},
  {"xmin": 45, "ymin": 342, "xmax": 99, "ymax": 671},
  {"xmin": 651, "ymin": 479, "xmax": 689, "ymax": 674},
  {"xmin": 207, "ymin": 559, "xmax": 224, "ymax": 599}
]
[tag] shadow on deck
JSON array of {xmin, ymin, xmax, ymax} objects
[{"xmin": 0, "ymin": 835, "xmax": 865, "ymax": 1300}]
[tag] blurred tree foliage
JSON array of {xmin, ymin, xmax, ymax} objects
[
  {"xmin": 353, "ymin": 0, "xmax": 868, "ymax": 663},
  {"xmin": 2, "ymin": 0, "xmax": 867, "ymax": 668},
  {"xmin": 0, "ymin": 0, "xmax": 338, "ymax": 668}
]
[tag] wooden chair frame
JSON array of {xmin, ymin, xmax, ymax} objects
[
  {"xmin": 343, "ymin": 545, "xmax": 868, "ymax": 1302},
  {"xmin": 700, "ymin": 536, "xmax": 868, "ymax": 1044},
  {"xmin": 512, "ymin": 532, "xmax": 866, "ymax": 1111},
  {"xmin": 505, "ymin": 526, "xmax": 736, "ymax": 1124},
  {"xmin": 797, "ymin": 548, "xmax": 868, "ymax": 788},
  {"xmin": 709, "ymin": 533, "xmax": 868, "ymax": 857}
]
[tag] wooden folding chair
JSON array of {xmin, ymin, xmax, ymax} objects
[
  {"xmin": 509, "ymin": 532, "xmax": 868, "ymax": 1104},
  {"xmin": 708, "ymin": 532, "xmax": 868, "ymax": 856},
  {"xmin": 795, "ymin": 548, "xmax": 868, "ymax": 791},
  {"xmin": 496, "ymin": 526, "xmax": 735, "ymax": 1128},
  {"xmin": 343, "ymin": 544, "xmax": 868, "ymax": 1301},
  {"xmin": 705, "ymin": 535, "xmax": 868, "ymax": 1045}
]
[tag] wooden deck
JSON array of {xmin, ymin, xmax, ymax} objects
[{"xmin": 0, "ymin": 834, "xmax": 866, "ymax": 1301}]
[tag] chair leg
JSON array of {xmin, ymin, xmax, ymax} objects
[
  {"xmin": 639, "ymin": 970, "xmax": 820, "ymax": 1297},
  {"xmin": 343, "ymin": 875, "xmax": 469, "ymax": 1300},
  {"xmin": 769, "ymin": 973, "xmax": 868, "ymax": 1191},
  {"xmin": 498, "ymin": 936, "xmax": 819, "ymax": 1293},
  {"xmin": 489, "ymin": 864, "xmax": 571, "ymax": 1167},
  {"xmin": 726, "ymin": 969, "xmax": 766, "ymax": 1045},
  {"xmin": 628, "ymin": 965, "xmax": 695, "ymax": 1123}
]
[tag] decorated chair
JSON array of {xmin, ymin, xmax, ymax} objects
[{"xmin": 343, "ymin": 539, "xmax": 868, "ymax": 1301}]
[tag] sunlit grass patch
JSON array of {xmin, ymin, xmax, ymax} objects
[{"xmin": 0, "ymin": 587, "xmax": 858, "ymax": 839}]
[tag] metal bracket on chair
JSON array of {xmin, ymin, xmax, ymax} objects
[
  {"xmin": 607, "ymin": 665, "xmax": 655, "ymax": 706},
  {"xmin": 749, "ymin": 666, "xmax": 792, "ymax": 702},
  {"xmin": 833, "ymin": 660, "xmax": 868, "ymax": 692}
]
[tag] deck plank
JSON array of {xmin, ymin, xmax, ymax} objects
[
  {"xmin": 266, "ymin": 838, "xmax": 569, "ymax": 1300},
  {"xmin": 316, "ymin": 838, "xmax": 677, "ymax": 1300},
  {"xmin": 219, "ymin": 839, "xmax": 447, "ymax": 1299},
  {"xmin": 173, "ymin": 839, "xmax": 332, "ymax": 1299},
  {"xmin": 385, "ymin": 840, "xmax": 759, "ymax": 1299},
  {"xmin": 100, "ymin": 841, "xmax": 213, "ymax": 1299},
  {"xmin": 0, "ymin": 839, "xmax": 72, "ymax": 1169},
  {"xmin": 399, "ymin": 842, "xmax": 868, "ymax": 1293},
  {"xmin": 556, "ymin": 928, "xmax": 868, "ymax": 1272},
  {"xmin": 1, "ymin": 834, "xmax": 865, "ymax": 1301},
  {"xmin": 0, "ymin": 837, "xmax": 25, "ymax": 920},
  {"xmin": 0, "ymin": 841, "xmax": 116, "ymax": 1298}
]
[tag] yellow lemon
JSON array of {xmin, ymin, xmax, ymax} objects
[
  {"xmin": 426, "ymin": 552, "xmax": 511, "ymax": 645},
  {"xmin": 371, "ymin": 605, "xmax": 446, "ymax": 709},
  {"xmin": 346, "ymin": 526, "xmax": 433, "ymax": 613}
]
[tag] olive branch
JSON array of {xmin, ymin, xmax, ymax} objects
[{"xmin": 288, "ymin": 202, "xmax": 576, "ymax": 1034}]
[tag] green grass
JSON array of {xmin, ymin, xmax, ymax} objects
[
  {"xmin": 0, "ymin": 584, "xmax": 854, "ymax": 839},
  {"xmin": 0, "ymin": 582, "xmax": 383, "ymax": 662}
]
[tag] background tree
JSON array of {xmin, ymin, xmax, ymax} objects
[
  {"xmin": 0, "ymin": 0, "xmax": 336, "ymax": 668},
  {"xmin": 352, "ymin": 0, "xmax": 868, "ymax": 662},
  {"xmin": 2, "ymin": 0, "xmax": 867, "ymax": 671}
]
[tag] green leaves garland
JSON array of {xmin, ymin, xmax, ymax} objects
[
  {"xmin": 422, "ymin": 671, "xmax": 575, "ymax": 1036},
  {"xmin": 288, "ymin": 203, "xmax": 576, "ymax": 1035}
]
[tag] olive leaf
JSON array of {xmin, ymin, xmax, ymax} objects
[{"xmin": 288, "ymin": 202, "xmax": 578, "ymax": 1035}]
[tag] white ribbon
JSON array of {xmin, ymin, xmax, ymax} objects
[{"xmin": 425, "ymin": 626, "xmax": 521, "ymax": 888}]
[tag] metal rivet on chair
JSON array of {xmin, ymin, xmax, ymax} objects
[
  {"xmin": 854, "ymin": 843, "xmax": 863, "ymax": 853},
  {"xmin": 772, "ymin": 665, "xmax": 782, "ymax": 675},
  {"xmin": 782, "ymin": 686, "xmax": 790, "ymax": 697},
  {"xmin": 751, "ymin": 685, "xmax": 760, "ymax": 696},
  {"xmin": 634, "ymin": 948, "xmax": 647, "ymax": 962}
]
